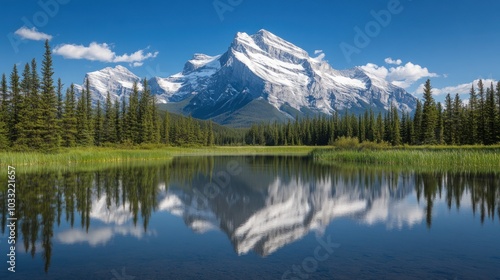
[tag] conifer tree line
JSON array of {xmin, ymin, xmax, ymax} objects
[
  {"xmin": 1, "ymin": 42, "xmax": 499, "ymax": 150},
  {"xmin": 244, "ymin": 79, "xmax": 500, "ymax": 146},
  {"xmin": 0, "ymin": 41, "xmax": 215, "ymax": 151}
]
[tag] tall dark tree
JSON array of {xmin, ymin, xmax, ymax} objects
[
  {"xmin": 436, "ymin": 102, "xmax": 444, "ymax": 144},
  {"xmin": 420, "ymin": 79, "xmax": 437, "ymax": 144},
  {"xmin": 468, "ymin": 85, "xmax": 479, "ymax": 144},
  {"xmin": 9, "ymin": 64, "xmax": 21, "ymax": 144},
  {"xmin": 477, "ymin": 79, "xmax": 485, "ymax": 144},
  {"xmin": 62, "ymin": 85, "xmax": 77, "ymax": 147},
  {"xmin": 484, "ymin": 83, "xmax": 497, "ymax": 145},
  {"xmin": 56, "ymin": 78, "xmax": 64, "ymax": 120},
  {"xmin": 94, "ymin": 100, "xmax": 104, "ymax": 146},
  {"xmin": 0, "ymin": 74, "xmax": 8, "ymax": 148},
  {"xmin": 103, "ymin": 92, "xmax": 117, "ymax": 143},
  {"xmin": 444, "ymin": 94, "xmax": 454, "ymax": 144},
  {"xmin": 38, "ymin": 40, "xmax": 60, "ymax": 151},
  {"xmin": 126, "ymin": 82, "xmax": 140, "ymax": 143},
  {"xmin": 412, "ymin": 100, "xmax": 422, "ymax": 144}
]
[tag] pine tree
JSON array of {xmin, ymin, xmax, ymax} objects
[
  {"xmin": 151, "ymin": 95, "xmax": 160, "ymax": 144},
  {"xmin": 420, "ymin": 79, "xmax": 437, "ymax": 144},
  {"xmin": 38, "ymin": 40, "xmax": 60, "ymax": 152},
  {"xmin": 61, "ymin": 85, "xmax": 77, "ymax": 147},
  {"xmin": 14, "ymin": 63, "xmax": 32, "ymax": 149},
  {"xmin": 373, "ymin": 112, "xmax": 383, "ymax": 143},
  {"xmin": 436, "ymin": 102, "xmax": 444, "ymax": 144},
  {"xmin": 84, "ymin": 79, "xmax": 94, "ymax": 142},
  {"xmin": 206, "ymin": 120, "xmax": 214, "ymax": 146},
  {"xmin": 94, "ymin": 100, "xmax": 104, "ymax": 146},
  {"xmin": 103, "ymin": 92, "xmax": 117, "ymax": 143},
  {"xmin": 115, "ymin": 99, "xmax": 122, "ymax": 143},
  {"xmin": 1, "ymin": 74, "xmax": 8, "ymax": 117},
  {"xmin": 412, "ymin": 100, "xmax": 422, "ymax": 145},
  {"xmin": 477, "ymin": 79, "xmax": 485, "ymax": 144},
  {"xmin": 161, "ymin": 112, "xmax": 170, "ymax": 145},
  {"xmin": 76, "ymin": 88, "xmax": 91, "ymax": 146},
  {"xmin": 452, "ymin": 94, "xmax": 463, "ymax": 145},
  {"xmin": 444, "ymin": 94, "xmax": 454, "ymax": 144},
  {"xmin": 468, "ymin": 85, "xmax": 478, "ymax": 144},
  {"xmin": 138, "ymin": 78, "xmax": 153, "ymax": 143},
  {"xmin": 9, "ymin": 64, "xmax": 21, "ymax": 144},
  {"xmin": 391, "ymin": 105, "xmax": 402, "ymax": 146},
  {"xmin": 484, "ymin": 83, "xmax": 497, "ymax": 145},
  {"xmin": 56, "ymin": 79, "xmax": 63, "ymax": 120},
  {"xmin": 127, "ymin": 82, "xmax": 140, "ymax": 143},
  {"xmin": 0, "ymin": 74, "xmax": 8, "ymax": 148}
]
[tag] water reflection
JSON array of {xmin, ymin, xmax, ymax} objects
[{"xmin": 0, "ymin": 156, "xmax": 499, "ymax": 273}]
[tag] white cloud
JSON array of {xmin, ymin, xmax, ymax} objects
[
  {"xmin": 384, "ymin": 57, "xmax": 402, "ymax": 65},
  {"xmin": 314, "ymin": 50, "xmax": 323, "ymax": 55},
  {"xmin": 360, "ymin": 61, "xmax": 438, "ymax": 89},
  {"xmin": 413, "ymin": 79, "xmax": 498, "ymax": 96},
  {"xmin": 53, "ymin": 42, "xmax": 158, "ymax": 65},
  {"xmin": 14, "ymin": 27, "xmax": 53, "ymax": 41}
]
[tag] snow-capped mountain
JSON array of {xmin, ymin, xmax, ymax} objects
[{"xmin": 75, "ymin": 30, "xmax": 417, "ymax": 126}]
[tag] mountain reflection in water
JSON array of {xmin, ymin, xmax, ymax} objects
[{"xmin": 1, "ymin": 156, "xmax": 499, "ymax": 274}]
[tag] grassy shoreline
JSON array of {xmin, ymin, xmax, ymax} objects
[
  {"xmin": 0, "ymin": 146, "xmax": 317, "ymax": 167},
  {"xmin": 312, "ymin": 146, "xmax": 500, "ymax": 172}
]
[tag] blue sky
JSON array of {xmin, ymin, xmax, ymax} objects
[{"xmin": 1, "ymin": 0, "xmax": 499, "ymax": 101}]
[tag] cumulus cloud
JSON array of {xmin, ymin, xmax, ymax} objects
[
  {"xmin": 53, "ymin": 42, "xmax": 158, "ymax": 66},
  {"xmin": 384, "ymin": 57, "xmax": 402, "ymax": 65},
  {"xmin": 360, "ymin": 60, "xmax": 438, "ymax": 89},
  {"xmin": 413, "ymin": 79, "xmax": 498, "ymax": 96},
  {"xmin": 15, "ymin": 27, "xmax": 52, "ymax": 41},
  {"xmin": 314, "ymin": 50, "xmax": 323, "ymax": 55}
]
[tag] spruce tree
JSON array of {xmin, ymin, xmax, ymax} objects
[
  {"xmin": 477, "ymin": 79, "xmax": 485, "ymax": 144},
  {"xmin": 14, "ymin": 63, "xmax": 32, "ymax": 149},
  {"xmin": 161, "ymin": 112, "xmax": 170, "ymax": 145},
  {"xmin": 9, "ymin": 64, "xmax": 21, "ymax": 144},
  {"xmin": 468, "ymin": 85, "xmax": 478, "ymax": 144},
  {"xmin": 127, "ymin": 82, "xmax": 140, "ymax": 143},
  {"xmin": 84, "ymin": 79, "xmax": 94, "ymax": 142},
  {"xmin": 94, "ymin": 100, "xmax": 103, "ymax": 146},
  {"xmin": 1, "ymin": 74, "xmax": 8, "ymax": 117},
  {"xmin": 138, "ymin": 78, "xmax": 153, "ymax": 143},
  {"xmin": 76, "ymin": 89, "xmax": 91, "ymax": 146},
  {"xmin": 56, "ymin": 78, "xmax": 63, "ymax": 119},
  {"xmin": 412, "ymin": 100, "xmax": 422, "ymax": 145},
  {"xmin": 436, "ymin": 102, "xmax": 444, "ymax": 144},
  {"xmin": 444, "ymin": 94, "xmax": 454, "ymax": 144},
  {"xmin": 420, "ymin": 79, "xmax": 437, "ymax": 144},
  {"xmin": 115, "ymin": 99, "xmax": 122, "ymax": 143},
  {"xmin": 38, "ymin": 40, "xmax": 59, "ymax": 152},
  {"xmin": 62, "ymin": 85, "xmax": 77, "ymax": 147},
  {"xmin": 103, "ymin": 92, "xmax": 117, "ymax": 143},
  {"xmin": 0, "ymin": 74, "xmax": 8, "ymax": 148},
  {"xmin": 151, "ymin": 95, "xmax": 160, "ymax": 144},
  {"xmin": 452, "ymin": 94, "xmax": 463, "ymax": 145},
  {"xmin": 391, "ymin": 105, "xmax": 402, "ymax": 146},
  {"xmin": 484, "ymin": 83, "xmax": 497, "ymax": 145}
]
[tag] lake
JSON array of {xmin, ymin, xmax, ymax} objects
[{"xmin": 1, "ymin": 156, "xmax": 499, "ymax": 279}]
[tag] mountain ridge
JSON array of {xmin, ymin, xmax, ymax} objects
[{"xmin": 74, "ymin": 29, "xmax": 418, "ymax": 127}]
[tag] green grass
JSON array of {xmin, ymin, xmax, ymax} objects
[
  {"xmin": 312, "ymin": 146, "xmax": 500, "ymax": 172},
  {"xmin": 0, "ymin": 146, "xmax": 317, "ymax": 167}
]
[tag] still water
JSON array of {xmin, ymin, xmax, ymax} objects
[{"xmin": 1, "ymin": 156, "xmax": 499, "ymax": 279}]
